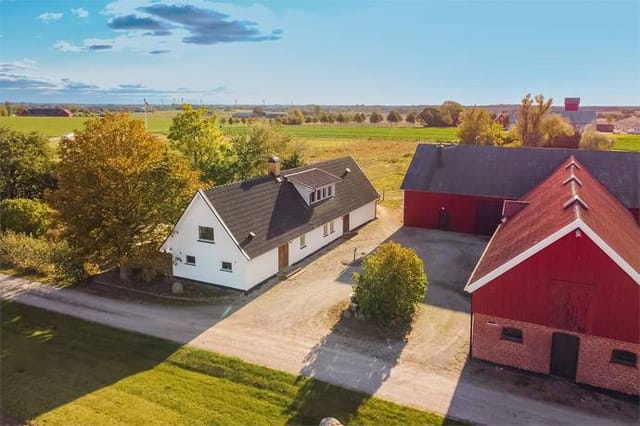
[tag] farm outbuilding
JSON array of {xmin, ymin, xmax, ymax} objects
[
  {"xmin": 19, "ymin": 107, "xmax": 73, "ymax": 117},
  {"xmin": 401, "ymin": 144, "xmax": 640, "ymax": 235},
  {"xmin": 465, "ymin": 157, "xmax": 639, "ymax": 394}
]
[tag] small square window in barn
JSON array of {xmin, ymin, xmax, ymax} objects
[
  {"xmin": 611, "ymin": 350, "xmax": 637, "ymax": 367},
  {"xmin": 221, "ymin": 261, "xmax": 232, "ymax": 272},
  {"xmin": 198, "ymin": 226, "xmax": 214, "ymax": 242},
  {"xmin": 501, "ymin": 327, "xmax": 523, "ymax": 343},
  {"xmin": 185, "ymin": 255, "xmax": 196, "ymax": 265}
]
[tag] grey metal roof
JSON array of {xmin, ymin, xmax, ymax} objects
[
  {"xmin": 559, "ymin": 110, "xmax": 596, "ymax": 127},
  {"xmin": 204, "ymin": 157, "xmax": 379, "ymax": 258},
  {"xmin": 401, "ymin": 144, "xmax": 640, "ymax": 208}
]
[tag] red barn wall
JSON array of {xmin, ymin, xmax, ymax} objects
[
  {"xmin": 403, "ymin": 190, "xmax": 506, "ymax": 235},
  {"xmin": 473, "ymin": 232, "xmax": 639, "ymax": 343}
]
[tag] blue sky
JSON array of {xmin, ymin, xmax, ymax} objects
[{"xmin": 1, "ymin": 0, "xmax": 639, "ymax": 105}]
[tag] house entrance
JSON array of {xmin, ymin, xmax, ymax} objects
[
  {"xmin": 550, "ymin": 332, "xmax": 580, "ymax": 380},
  {"xmin": 342, "ymin": 214, "xmax": 350, "ymax": 233},
  {"xmin": 278, "ymin": 244, "xmax": 289, "ymax": 271}
]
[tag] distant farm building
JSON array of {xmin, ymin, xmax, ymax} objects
[
  {"xmin": 401, "ymin": 144, "xmax": 639, "ymax": 235},
  {"xmin": 19, "ymin": 108, "xmax": 73, "ymax": 117},
  {"xmin": 466, "ymin": 157, "xmax": 639, "ymax": 395},
  {"xmin": 558, "ymin": 97, "xmax": 596, "ymax": 130},
  {"xmin": 596, "ymin": 123, "xmax": 615, "ymax": 133}
]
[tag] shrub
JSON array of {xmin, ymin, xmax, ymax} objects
[
  {"xmin": 353, "ymin": 242, "xmax": 428, "ymax": 325},
  {"xmin": 580, "ymin": 125, "xmax": 611, "ymax": 151},
  {"xmin": 0, "ymin": 198, "xmax": 53, "ymax": 236},
  {"xmin": 0, "ymin": 232, "xmax": 85, "ymax": 282}
]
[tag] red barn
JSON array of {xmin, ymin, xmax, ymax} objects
[
  {"xmin": 466, "ymin": 157, "xmax": 640, "ymax": 394},
  {"xmin": 401, "ymin": 144, "xmax": 640, "ymax": 235}
]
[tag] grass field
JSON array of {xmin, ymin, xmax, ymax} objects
[
  {"xmin": 0, "ymin": 301, "xmax": 455, "ymax": 425},
  {"xmin": 279, "ymin": 125, "xmax": 459, "ymax": 142}
]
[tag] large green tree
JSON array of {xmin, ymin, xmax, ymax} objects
[
  {"xmin": 515, "ymin": 94, "xmax": 553, "ymax": 146},
  {"xmin": 540, "ymin": 114, "xmax": 577, "ymax": 148},
  {"xmin": 0, "ymin": 127, "xmax": 56, "ymax": 199},
  {"xmin": 580, "ymin": 125, "xmax": 611, "ymax": 151},
  {"xmin": 386, "ymin": 110, "xmax": 402, "ymax": 123},
  {"xmin": 353, "ymin": 242, "xmax": 427, "ymax": 326},
  {"xmin": 52, "ymin": 113, "xmax": 200, "ymax": 279},
  {"xmin": 168, "ymin": 104, "xmax": 234, "ymax": 185},
  {"xmin": 439, "ymin": 100, "xmax": 464, "ymax": 125},
  {"xmin": 231, "ymin": 124, "xmax": 305, "ymax": 180},
  {"xmin": 457, "ymin": 107, "xmax": 502, "ymax": 145}
]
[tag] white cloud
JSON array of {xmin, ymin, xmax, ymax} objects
[
  {"xmin": 38, "ymin": 12, "xmax": 64, "ymax": 22},
  {"xmin": 54, "ymin": 41, "xmax": 85, "ymax": 52},
  {"xmin": 71, "ymin": 8, "xmax": 89, "ymax": 19}
]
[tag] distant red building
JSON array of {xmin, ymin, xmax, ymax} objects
[
  {"xmin": 19, "ymin": 108, "xmax": 73, "ymax": 117},
  {"xmin": 401, "ymin": 144, "xmax": 640, "ymax": 235},
  {"xmin": 466, "ymin": 157, "xmax": 639, "ymax": 395}
]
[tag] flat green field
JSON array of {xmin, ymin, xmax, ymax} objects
[
  {"xmin": 1, "ymin": 301, "xmax": 454, "ymax": 425},
  {"xmin": 610, "ymin": 133, "xmax": 640, "ymax": 152},
  {"xmin": 278, "ymin": 125, "xmax": 459, "ymax": 142}
]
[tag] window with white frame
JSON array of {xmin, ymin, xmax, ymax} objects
[
  {"xmin": 310, "ymin": 184, "xmax": 335, "ymax": 205},
  {"xmin": 198, "ymin": 226, "xmax": 214, "ymax": 242},
  {"xmin": 323, "ymin": 223, "xmax": 329, "ymax": 237},
  {"xmin": 300, "ymin": 234, "xmax": 306, "ymax": 249},
  {"xmin": 185, "ymin": 255, "xmax": 196, "ymax": 265},
  {"xmin": 330, "ymin": 220, "xmax": 335, "ymax": 233},
  {"xmin": 221, "ymin": 261, "xmax": 233, "ymax": 272}
]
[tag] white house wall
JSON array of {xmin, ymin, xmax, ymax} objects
[
  {"xmin": 245, "ymin": 249, "xmax": 279, "ymax": 290},
  {"xmin": 349, "ymin": 201, "xmax": 377, "ymax": 230},
  {"xmin": 288, "ymin": 218, "xmax": 344, "ymax": 265},
  {"xmin": 162, "ymin": 194, "xmax": 248, "ymax": 290}
]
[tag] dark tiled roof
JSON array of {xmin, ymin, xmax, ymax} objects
[
  {"xmin": 204, "ymin": 157, "xmax": 379, "ymax": 258},
  {"xmin": 285, "ymin": 168, "xmax": 342, "ymax": 189},
  {"xmin": 401, "ymin": 144, "xmax": 640, "ymax": 208}
]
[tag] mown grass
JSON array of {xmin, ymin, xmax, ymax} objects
[
  {"xmin": 0, "ymin": 301, "xmax": 457, "ymax": 425},
  {"xmin": 610, "ymin": 133, "xmax": 640, "ymax": 152}
]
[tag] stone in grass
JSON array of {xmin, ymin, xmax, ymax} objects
[
  {"xmin": 171, "ymin": 281, "xmax": 184, "ymax": 295},
  {"xmin": 319, "ymin": 418, "xmax": 343, "ymax": 426}
]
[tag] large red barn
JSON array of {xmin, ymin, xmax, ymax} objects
[
  {"xmin": 465, "ymin": 157, "xmax": 640, "ymax": 394},
  {"xmin": 401, "ymin": 144, "xmax": 640, "ymax": 235}
]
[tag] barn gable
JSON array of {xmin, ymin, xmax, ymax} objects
[{"xmin": 465, "ymin": 156, "xmax": 640, "ymax": 293}]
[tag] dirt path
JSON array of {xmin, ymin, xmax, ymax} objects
[{"xmin": 1, "ymin": 207, "xmax": 637, "ymax": 425}]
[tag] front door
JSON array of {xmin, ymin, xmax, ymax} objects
[
  {"xmin": 475, "ymin": 199, "xmax": 502, "ymax": 235},
  {"xmin": 342, "ymin": 214, "xmax": 350, "ymax": 233},
  {"xmin": 278, "ymin": 244, "xmax": 289, "ymax": 271},
  {"xmin": 550, "ymin": 333, "xmax": 580, "ymax": 380}
]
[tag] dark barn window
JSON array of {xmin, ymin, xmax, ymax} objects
[
  {"xmin": 185, "ymin": 255, "xmax": 196, "ymax": 265},
  {"xmin": 198, "ymin": 226, "xmax": 214, "ymax": 242},
  {"xmin": 611, "ymin": 350, "xmax": 637, "ymax": 367},
  {"xmin": 501, "ymin": 327, "xmax": 523, "ymax": 343}
]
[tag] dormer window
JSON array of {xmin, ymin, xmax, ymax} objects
[{"xmin": 285, "ymin": 167, "xmax": 342, "ymax": 206}]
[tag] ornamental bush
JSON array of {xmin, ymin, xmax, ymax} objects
[
  {"xmin": 353, "ymin": 242, "xmax": 427, "ymax": 325},
  {"xmin": 0, "ymin": 232, "xmax": 85, "ymax": 282},
  {"xmin": 0, "ymin": 198, "xmax": 53, "ymax": 236}
]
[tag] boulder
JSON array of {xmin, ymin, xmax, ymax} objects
[
  {"xmin": 319, "ymin": 418, "xmax": 342, "ymax": 426},
  {"xmin": 171, "ymin": 282, "xmax": 184, "ymax": 295}
]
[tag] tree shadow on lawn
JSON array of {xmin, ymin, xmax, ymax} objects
[
  {"xmin": 0, "ymin": 301, "xmax": 181, "ymax": 422},
  {"xmin": 284, "ymin": 312, "xmax": 412, "ymax": 425}
]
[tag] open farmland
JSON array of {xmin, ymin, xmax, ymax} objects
[
  {"xmin": 610, "ymin": 133, "xmax": 640, "ymax": 151},
  {"xmin": 278, "ymin": 125, "xmax": 459, "ymax": 142}
]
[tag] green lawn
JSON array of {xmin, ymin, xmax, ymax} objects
[
  {"xmin": 611, "ymin": 133, "xmax": 640, "ymax": 152},
  {"xmin": 1, "ymin": 301, "xmax": 457, "ymax": 425}
]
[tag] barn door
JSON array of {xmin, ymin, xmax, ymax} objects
[
  {"xmin": 278, "ymin": 244, "xmax": 289, "ymax": 271},
  {"xmin": 550, "ymin": 280, "xmax": 593, "ymax": 333},
  {"xmin": 550, "ymin": 333, "xmax": 580, "ymax": 380},
  {"xmin": 475, "ymin": 199, "xmax": 502, "ymax": 235}
]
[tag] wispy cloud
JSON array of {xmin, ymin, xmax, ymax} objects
[
  {"xmin": 54, "ymin": 40, "xmax": 113, "ymax": 52},
  {"xmin": 108, "ymin": 14, "xmax": 173, "ymax": 31},
  {"xmin": 38, "ymin": 12, "xmax": 63, "ymax": 22},
  {"xmin": 138, "ymin": 3, "xmax": 282, "ymax": 45},
  {"xmin": 71, "ymin": 8, "xmax": 89, "ymax": 19},
  {"xmin": 149, "ymin": 49, "xmax": 170, "ymax": 55}
]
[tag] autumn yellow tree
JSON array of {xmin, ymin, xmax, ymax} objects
[
  {"xmin": 515, "ymin": 94, "xmax": 553, "ymax": 147},
  {"xmin": 52, "ymin": 113, "xmax": 200, "ymax": 280}
]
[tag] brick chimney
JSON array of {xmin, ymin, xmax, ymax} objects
[
  {"xmin": 564, "ymin": 97, "xmax": 580, "ymax": 112},
  {"xmin": 268, "ymin": 156, "xmax": 281, "ymax": 177}
]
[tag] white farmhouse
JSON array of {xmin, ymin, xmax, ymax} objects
[{"xmin": 160, "ymin": 156, "xmax": 379, "ymax": 291}]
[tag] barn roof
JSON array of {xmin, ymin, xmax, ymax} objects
[
  {"xmin": 401, "ymin": 144, "xmax": 640, "ymax": 209},
  {"xmin": 202, "ymin": 156, "xmax": 379, "ymax": 258},
  {"xmin": 465, "ymin": 157, "xmax": 640, "ymax": 292}
]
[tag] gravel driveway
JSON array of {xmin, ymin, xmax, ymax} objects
[{"xmin": 1, "ymin": 206, "xmax": 637, "ymax": 425}]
